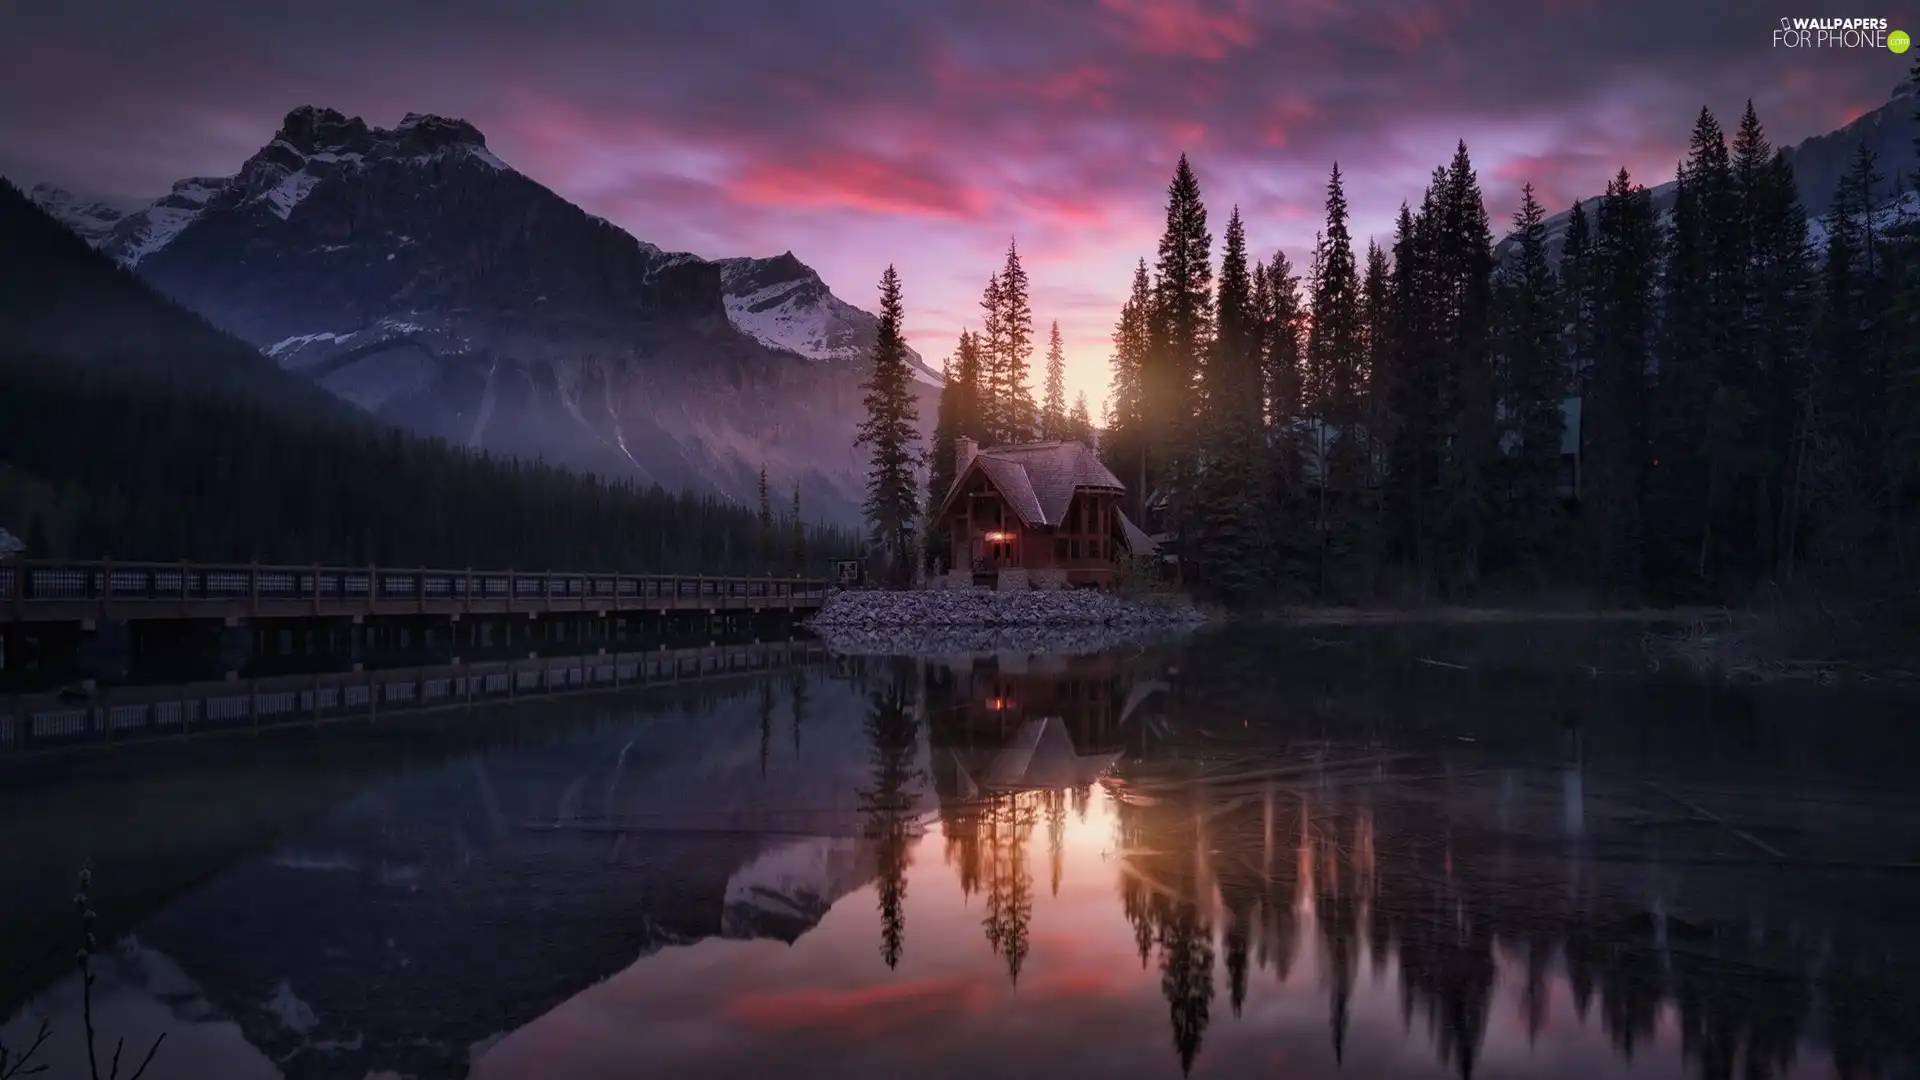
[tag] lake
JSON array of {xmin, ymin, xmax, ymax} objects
[{"xmin": 3, "ymin": 623, "xmax": 1918, "ymax": 1080}]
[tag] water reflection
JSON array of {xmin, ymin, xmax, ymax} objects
[{"xmin": 4, "ymin": 628, "xmax": 1919, "ymax": 1080}]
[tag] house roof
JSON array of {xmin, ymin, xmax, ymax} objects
[
  {"xmin": 978, "ymin": 717, "xmax": 1121, "ymax": 792},
  {"xmin": 938, "ymin": 440, "xmax": 1126, "ymax": 527},
  {"xmin": 1114, "ymin": 509, "xmax": 1155, "ymax": 554}
]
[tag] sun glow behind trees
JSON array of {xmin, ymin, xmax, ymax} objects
[
  {"xmin": 868, "ymin": 65, "xmax": 1920, "ymax": 603},
  {"xmin": 1083, "ymin": 78, "xmax": 1920, "ymax": 605}
]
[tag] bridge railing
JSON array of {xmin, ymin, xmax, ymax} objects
[
  {"xmin": 1, "ymin": 560, "xmax": 832, "ymax": 621},
  {"xmin": 0, "ymin": 639, "xmax": 830, "ymax": 757}
]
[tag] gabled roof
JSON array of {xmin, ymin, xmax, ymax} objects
[
  {"xmin": 937, "ymin": 440, "xmax": 1126, "ymax": 527},
  {"xmin": 1114, "ymin": 508, "xmax": 1155, "ymax": 554},
  {"xmin": 979, "ymin": 717, "xmax": 1121, "ymax": 792}
]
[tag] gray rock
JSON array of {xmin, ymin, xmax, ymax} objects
[{"xmin": 803, "ymin": 588, "xmax": 1209, "ymax": 655}]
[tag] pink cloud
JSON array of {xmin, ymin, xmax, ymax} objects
[
  {"xmin": 727, "ymin": 151, "xmax": 989, "ymax": 219},
  {"xmin": 1097, "ymin": 0, "xmax": 1262, "ymax": 61}
]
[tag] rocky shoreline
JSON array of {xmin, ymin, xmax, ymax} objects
[{"xmin": 803, "ymin": 588, "xmax": 1210, "ymax": 656}]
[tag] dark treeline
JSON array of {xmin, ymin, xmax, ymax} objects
[
  {"xmin": 0, "ymin": 360, "xmax": 857, "ymax": 573},
  {"xmin": 0, "ymin": 178, "xmax": 859, "ymax": 574},
  {"xmin": 1093, "ymin": 79, "xmax": 1920, "ymax": 607}
]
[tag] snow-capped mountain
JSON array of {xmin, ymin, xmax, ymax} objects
[
  {"xmin": 25, "ymin": 183, "xmax": 127, "ymax": 245},
  {"xmin": 29, "ymin": 106, "xmax": 938, "ymax": 523},
  {"xmin": 716, "ymin": 252, "xmax": 941, "ymax": 384},
  {"xmin": 721, "ymin": 836, "xmax": 884, "ymax": 942}
]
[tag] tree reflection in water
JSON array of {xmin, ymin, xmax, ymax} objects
[
  {"xmin": 901, "ymin": 637, "xmax": 1920, "ymax": 1080},
  {"xmin": 858, "ymin": 665, "xmax": 922, "ymax": 972}
]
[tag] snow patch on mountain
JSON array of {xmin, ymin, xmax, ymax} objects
[
  {"xmin": 29, "ymin": 175, "xmax": 226, "ymax": 266},
  {"xmin": 267, "ymin": 330, "xmax": 353, "ymax": 363},
  {"xmin": 1805, "ymin": 188, "xmax": 1920, "ymax": 249},
  {"xmin": 259, "ymin": 168, "xmax": 323, "ymax": 219},
  {"xmin": 716, "ymin": 253, "xmax": 941, "ymax": 385},
  {"xmin": 27, "ymin": 184, "xmax": 126, "ymax": 243}
]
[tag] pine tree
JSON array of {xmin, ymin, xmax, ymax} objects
[
  {"xmin": 928, "ymin": 330, "xmax": 984, "ymax": 505},
  {"xmin": 756, "ymin": 463, "xmax": 774, "ymax": 562},
  {"xmin": 1585, "ymin": 169, "xmax": 1659, "ymax": 592},
  {"xmin": 996, "ymin": 240, "xmax": 1039, "ymax": 441},
  {"xmin": 1305, "ymin": 164, "xmax": 1370, "ymax": 596},
  {"xmin": 1492, "ymin": 183, "xmax": 1566, "ymax": 569},
  {"xmin": 1361, "ymin": 239, "xmax": 1392, "ymax": 488},
  {"xmin": 790, "ymin": 483, "xmax": 806, "ymax": 572},
  {"xmin": 1731, "ymin": 103, "xmax": 1813, "ymax": 578},
  {"xmin": 979, "ymin": 273, "xmax": 1007, "ymax": 443},
  {"xmin": 1805, "ymin": 143, "xmax": 1891, "ymax": 569},
  {"xmin": 1648, "ymin": 108, "xmax": 1748, "ymax": 593},
  {"xmin": 1104, "ymin": 259, "xmax": 1154, "ymax": 516},
  {"xmin": 1435, "ymin": 142, "xmax": 1498, "ymax": 589},
  {"xmin": 1261, "ymin": 248, "xmax": 1307, "ymax": 480},
  {"xmin": 1192, "ymin": 206, "xmax": 1269, "ymax": 601},
  {"xmin": 928, "ymin": 353, "xmax": 962, "ymax": 507},
  {"xmin": 1067, "ymin": 392, "xmax": 1095, "ymax": 444},
  {"xmin": 1382, "ymin": 194, "xmax": 1445, "ymax": 585},
  {"xmin": 1147, "ymin": 155, "xmax": 1214, "ymax": 551},
  {"xmin": 1041, "ymin": 320, "xmax": 1069, "ymax": 439},
  {"xmin": 854, "ymin": 265, "xmax": 924, "ymax": 583},
  {"xmin": 1260, "ymin": 247, "xmax": 1312, "ymax": 589}
]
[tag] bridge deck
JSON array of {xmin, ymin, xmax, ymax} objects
[{"xmin": 1, "ymin": 560, "xmax": 831, "ymax": 625}]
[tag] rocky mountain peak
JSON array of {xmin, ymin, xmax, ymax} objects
[
  {"xmin": 394, "ymin": 112, "xmax": 489, "ymax": 150},
  {"xmin": 274, "ymin": 105, "xmax": 374, "ymax": 158}
]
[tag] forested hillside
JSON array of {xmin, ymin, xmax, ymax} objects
[{"xmin": 0, "ymin": 180, "xmax": 858, "ymax": 572}]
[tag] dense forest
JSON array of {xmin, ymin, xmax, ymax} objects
[
  {"xmin": 910, "ymin": 75, "xmax": 1920, "ymax": 609},
  {"xmin": 0, "ymin": 180, "xmax": 859, "ymax": 574}
]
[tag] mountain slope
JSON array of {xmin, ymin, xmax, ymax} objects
[
  {"xmin": 0, "ymin": 178, "xmax": 357, "ymax": 418},
  {"xmin": 31, "ymin": 108, "xmax": 938, "ymax": 522}
]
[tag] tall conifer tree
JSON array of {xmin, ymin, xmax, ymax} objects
[
  {"xmin": 1041, "ymin": 320, "xmax": 1069, "ymax": 439},
  {"xmin": 997, "ymin": 241, "xmax": 1038, "ymax": 440},
  {"xmin": 1585, "ymin": 169, "xmax": 1659, "ymax": 591},
  {"xmin": 1434, "ymin": 142, "xmax": 1498, "ymax": 588},
  {"xmin": 1492, "ymin": 183, "xmax": 1566, "ymax": 568},
  {"xmin": 1068, "ymin": 392, "xmax": 1095, "ymax": 444},
  {"xmin": 1105, "ymin": 259, "xmax": 1154, "ymax": 515},
  {"xmin": 1193, "ymin": 206, "xmax": 1269, "ymax": 599},
  {"xmin": 979, "ymin": 273, "xmax": 1007, "ymax": 443},
  {"xmin": 854, "ymin": 265, "xmax": 924, "ymax": 582},
  {"xmin": 1147, "ymin": 155, "xmax": 1214, "ymax": 548},
  {"xmin": 1306, "ymin": 164, "xmax": 1370, "ymax": 594}
]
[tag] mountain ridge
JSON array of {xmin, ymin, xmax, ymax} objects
[{"xmin": 28, "ymin": 106, "xmax": 943, "ymax": 524}]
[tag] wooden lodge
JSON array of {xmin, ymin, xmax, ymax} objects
[{"xmin": 929, "ymin": 437, "xmax": 1155, "ymax": 590}]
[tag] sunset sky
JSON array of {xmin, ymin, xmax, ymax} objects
[{"xmin": 1, "ymin": 0, "xmax": 1908, "ymax": 411}]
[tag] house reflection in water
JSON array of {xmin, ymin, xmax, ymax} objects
[{"xmin": 919, "ymin": 651, "xmax": 1167, "ymax": 983}]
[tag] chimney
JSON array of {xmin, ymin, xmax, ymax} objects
[{"xmin": 956, "ymin": 436, "xmax": 978, "ymax": 475}]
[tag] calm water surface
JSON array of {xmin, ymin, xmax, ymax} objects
[{"xmin": 4, "ymin": 624, "xmax": 1919, "ymax": 1080}]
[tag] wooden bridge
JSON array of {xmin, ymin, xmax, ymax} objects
[
  {"xmin": 0, "ymin": 559, "xmax": 832, "ymax": 626},
  {"xmin": 1, "ymin": 639, "xmax": 828, "ymax": 758}
]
